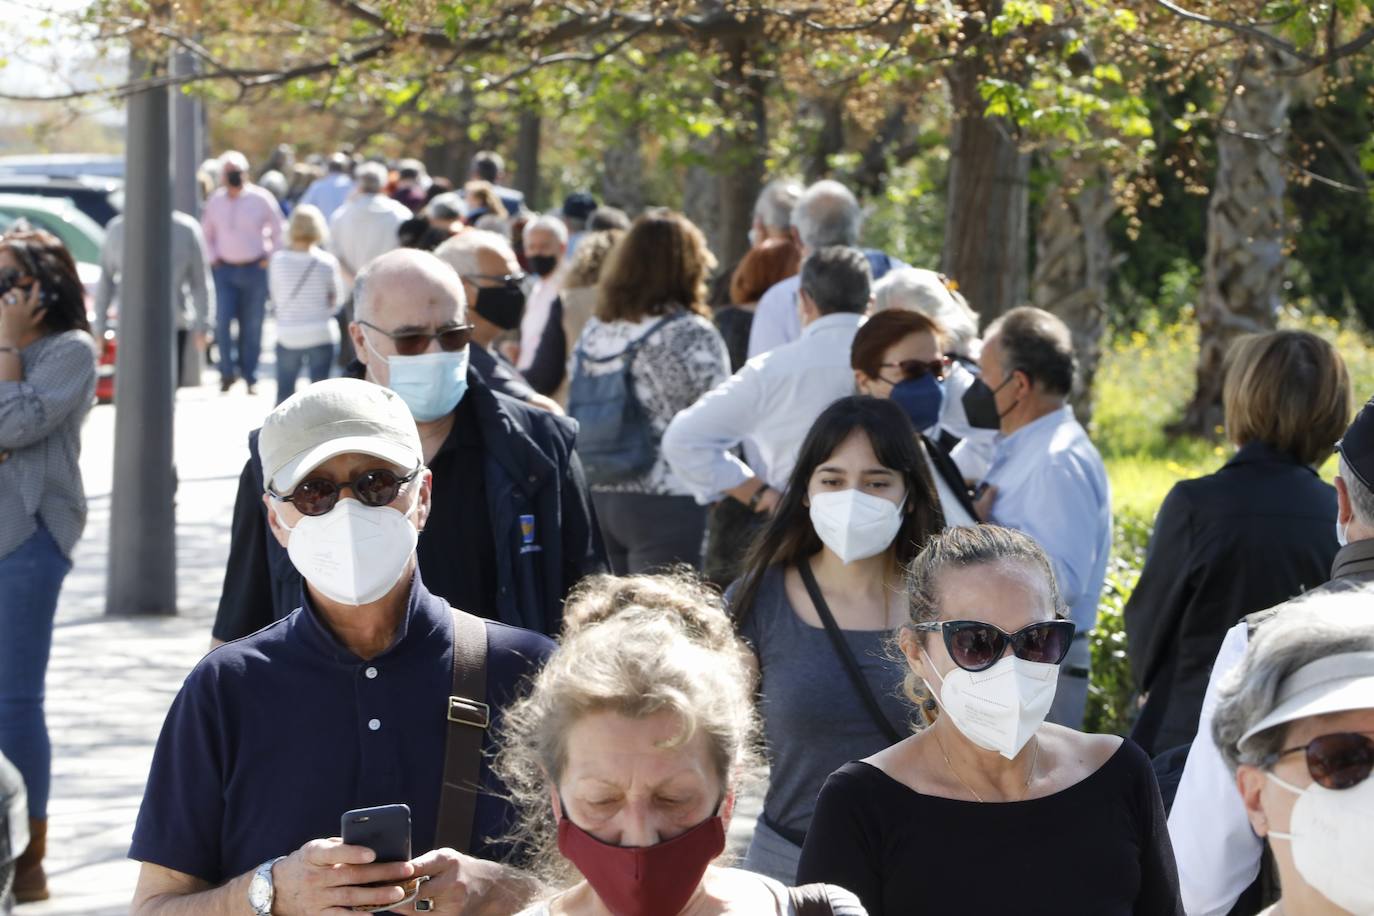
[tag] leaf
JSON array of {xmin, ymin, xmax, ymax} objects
[{"xmin": 1113, "ymin": 9, "xmax": 1139, "ymax": 32}]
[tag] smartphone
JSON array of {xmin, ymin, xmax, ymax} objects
[{"xmin": 341, "ymin": 803, "xmax": 411, "ymax": 866}]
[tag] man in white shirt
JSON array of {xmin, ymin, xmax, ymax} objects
[
  {"xmin": 328, "ymin": 162, "xmax": 411, "ymax": 283},
  {"xmin": 746, "ymin": 179, "xmax": 904, "ymax": 360},
  {"xmin": 1169, "ymin": 399, "xmax": 1374, "ymax": 916},
  {"xmin": 663, "ymin": 246, "xmax": 871, "ymax": 516},
  {"xmin": 515, "ymin": 214, "xmax": 568, "ymax": 394},
  {"xmin": 970, "ymin": 306, "xmax": 1111, "ymax": 730}
]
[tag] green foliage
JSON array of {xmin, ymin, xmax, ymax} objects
[{"xmin": 1084, "ymin": 509, "xmax": 1150, "ymax": 736}]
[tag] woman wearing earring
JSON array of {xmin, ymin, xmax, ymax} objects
[
  {"xmin": 797, "ymin": 526, "xmax": 1183, "ymax": 915},
  {"xmin": 727, "ymin": 396, "xmax": 944, "ymax": 884}
]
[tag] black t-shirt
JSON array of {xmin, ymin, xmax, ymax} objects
[
  {"xmin": 417, "ymin": 393, "xmax": 497, "ymax": 616},
  {"xmin": 795, "ymin": 740, "xmax": 1184, "ymax": 916}
]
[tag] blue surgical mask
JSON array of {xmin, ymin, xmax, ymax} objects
[
  {"xmin": 365, "ymin": 333, "xmax": 469, "ymax": 421},
  {"xmin": 890, "ymin": 375, "xmax": 945, "ymax": 434}
]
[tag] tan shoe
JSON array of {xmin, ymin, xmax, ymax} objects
[{"xmin": 13, "ymin": 817, "xmax": 48, "ymax": 903}]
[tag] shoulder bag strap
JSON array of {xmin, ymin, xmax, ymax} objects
[
  {"xmin": 434, "ymin": 605, "xmax": 490, "ymax": 853},
  {"xmin": 787, "ymin": 883, "xmax": 837, "ymax": 916},
  {"xmin": 286, "ymin": 256, "xmax": 320, "ymax": 302},
  {"xmin": 578, "ymin": 310, "xmax": 686, "ymax": 366},
  {"xmin": 798, "ymin": 560, "xmax": 903, "ymax": 745}
]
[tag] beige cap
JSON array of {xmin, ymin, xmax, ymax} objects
[
  {"xmin": 259, "ymin": 378, "xmax": 422, "ymax": 493},
  {"xmin": 1240, "ymin": 650, "xmax": 1374, "ymax": 746}
]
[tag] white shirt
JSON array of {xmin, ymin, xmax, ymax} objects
[
  {"xmin": 268, "ymin": 247, "xmax": 345, "ymax": 349},
  {"xmin": 940, "ymin": 361, "xmax": 998, "ymax": 481},
  {"xmin": 518, "ymin": 270, "xmax": 564, "ymax": 373},
  {"xmin": 984, "ymin": 405, "xmax": 1112, "ymax": 634},
  {"xmin": 663, "ymin": 312, "xmax": 863, "ymax": 503},
  {"xmin": 924, "ymin": 441, "xmax": 977, "ymax": 528},
  {"xmin": 328, "ymin": 193, "xmax": 411, "ymax": 279},
  {"xmin": 1169, "ymin": 621, "xmax": 1260, "ymax": 916},
  {"xmin": 746, "ymin": 274, "xmax": 801, "ymax": 360}
]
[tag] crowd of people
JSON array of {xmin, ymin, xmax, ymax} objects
[{"xmin": 0, "ymin": 143, "xmax": 1372, "ymax": 916}]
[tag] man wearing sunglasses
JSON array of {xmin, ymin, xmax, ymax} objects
[
  {"xmin": 964, "ymin": 306, "xmax": 1110, "ymax": 732},
  {"xmin": 1172, "ymin": 397, "xmax": 1374, "ymax": 916},
  {"xmin": 1210, "ymin": 597, "xmax": 1374, "ymax": 916},
  {"xmin": 211, "ymin": 248, "xmax": 606, "ymax": 645},
  {"xmin": 131, "ymin": 379, "xmax": 551, "ymax": 915}
]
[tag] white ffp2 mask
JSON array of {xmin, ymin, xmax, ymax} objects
[
  {"xmin": 808, "ymin": 488, "xmax": 904, "ymax": 565},
  {"xmin": 277, "ymin": 496, "xmax": 419, "ymax": 606},
  {"xmin": 924, "ymin": 650, "xmax": 1058, "ymax": 759},
  {"xmin": 1267, "ymin": 770, "xmax": 1374, "ymax": 913}
]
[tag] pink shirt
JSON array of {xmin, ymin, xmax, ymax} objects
[{"xmin": 201, "ymin": 185, "xmax": 284, "ymax": 265}]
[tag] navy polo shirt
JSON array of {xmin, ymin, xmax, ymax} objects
[{"xmin": 129, "ymin": 572, "xmax": 553, "ymax": 884}]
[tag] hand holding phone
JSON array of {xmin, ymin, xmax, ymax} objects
[{"xmin": 341, "ymin": 804, "xmax": 428, "ymax": 912}]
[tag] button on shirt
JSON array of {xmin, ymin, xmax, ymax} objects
[
  {"xmin": 663, "ymin": 312, "xmax": 864, "ymax": 502},
  {"xmin": 984, "ymin": 405, "xmax": 1111, "ymax": 634},
  {"xmin": 201, "ymin": 185, "xmax": 285, "ymax": 265},
  {"xmin": 129, "ymin": 573, "xmax": 553, "ymax": 884}
]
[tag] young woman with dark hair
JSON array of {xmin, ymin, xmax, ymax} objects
[
  {"xmin": 0, "ymin": 228, "xmax": 98, "ymax": 902},
  {"xmin": 727, "ymin": 395, "xmax": 944, "ymax": 883}
]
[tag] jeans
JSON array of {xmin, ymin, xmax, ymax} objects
[
  {"xmin": 0, "ymin": 524, "xmax": 71, "ymax": 819},
  {"xmin": 591, "ymin": 491, "xmax": 707, "ymax": 575},
  {"xmin": 212, "ymin": 262, "xmax": 269, "ymax": 384},
  {"xmin": 275, "ymin": 342, "xmax": 336, "ymax": 405}
]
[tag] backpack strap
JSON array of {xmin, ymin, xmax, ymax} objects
[
  {"xmin": 434, "ymin": 606, "xmax": 489, "ymax": 853},
  {"xmin": 787, "ymin": 884, "xmax": 837, "ymax": 916},
  {"xmin": 574, "ymin": 310, "xmax": 686, "ymax": 365}
]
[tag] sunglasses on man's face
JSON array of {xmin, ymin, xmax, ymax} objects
[
  {"xmin": 358, "ymin": 320, "xmax": 474, "ymax": 357},
  {"xmin": 912, "ymin": 619, "xmax": 1076, "ymax": 672},
  {"xmin": 269, "ymin": 467, "xmax": 421, "ymax": 517},
  {"xmin": 880, "ymin": 358, "xmax": 946, "ymax": 384},
  {"xmin": 1266, "ymin": 731, "xmax": 1374, "ymax": 790}
]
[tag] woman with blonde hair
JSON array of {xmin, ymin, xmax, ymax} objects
[
  {"xmin": 1125, "ymin": 329, "xmax": 1353, "ymax": 755},
  {"xmin": 267, "ymin": 204, "xmax": 345, "ymax": 403},
  {"xmin": 567, "ymin": 209, "xmax": 731, "ymax": 574},
  {"xmin": 496, "ymin": 573, "xmax": 866, "ymax": 916}
]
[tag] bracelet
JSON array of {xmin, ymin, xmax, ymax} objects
[{"xmin": 746, "ymin": 483, "xmax": 771, "ymax": 512}]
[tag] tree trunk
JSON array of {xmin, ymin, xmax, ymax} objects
[
  {"xmin": 804, "ymin": 96, "xmax": 845, "ymax": 184},
  {"xmin": 513, "ymin": 109, "xmax": 542, "ymax": 211},
  {"xmin": 942, "ymin": 57, "xmax": 1030, "ymax": 326},
  {"xmin": 601, "ymin": 121, "xmax": 646, "ymax": 215},
  {"xmin": 1176, "ymin": 44, "xmax": 1292, "ymax": 437},
  {"xmin": 1032, "ymin": 155, "xmax": 1116, "ymax": 426},
  {"xmin": 713, "ymin": 37, "xmax": 767, "ymax": 270}
]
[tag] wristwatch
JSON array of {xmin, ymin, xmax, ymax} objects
[
  {"xmin": 247, "ymin": 855, "xmax": 286, "ymax": 916},
  {"xmin": 747, "ymin": 483, "xmax": 772, "ymax": 512}
]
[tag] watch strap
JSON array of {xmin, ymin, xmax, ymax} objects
[{"xmin": 249, "ymin": 855, "xmax": 286, "ymax": 916}]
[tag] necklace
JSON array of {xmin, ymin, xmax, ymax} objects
[{"xmin": 931, "ymin": 728, "xmax": 1039, "ymax": 803}]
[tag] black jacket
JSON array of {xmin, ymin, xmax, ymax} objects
[
  {"xmin": 211, "ymin": 372, "xmax": 607, "ymax": 641},
  {"xmin": 1124, "ymin": 441, "xmax": 1338, "ymax": 754}
]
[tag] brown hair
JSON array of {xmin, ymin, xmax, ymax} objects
[
  {"xmin": 596, "ymin": 209, "xmax": 715, "ymax": 322},
  {"xmin": 0, "ymin": 229, "xmax": 90, "ymax": 336},
  {"xmin": 729, "ymin": 237, "xmax": 801, "ymax": 305},
  {"xmin": 851, "ymin": 308, "xmax": 944, "ymax": 379},
  {"xmin": 463, "ymin": 180, "xmax": 508, "ymax": 219},
  {"xmin": 1223, "ymin": 330, "xmax": 1351, "ymax": 466},
  {"xmin": 564, "ymin": 229, "xmax": 625, "ymax": 289}
]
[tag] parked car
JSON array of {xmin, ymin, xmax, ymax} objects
[
  {"xmin": 0, "ymin": 175, "xmax": 123, "ymax": 227},
  {"xmin": 0, "ymin": 153, "xmax": 123, "ymax": 180}
]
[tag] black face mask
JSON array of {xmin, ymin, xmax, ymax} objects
[
  {"xmin": 528, "ymin": 254, "xmax": 559, "ymax": 278},
  {"xmin": 474, "ymin": 284, "xmax": 526, "ymax": 331},
  {"xmin": 226, "ymin": 170, "xmax": 244, "ymax": 188},
  {"xmin": 962, "ymin": 376, "xmax": 1013, "ymax": 430}
]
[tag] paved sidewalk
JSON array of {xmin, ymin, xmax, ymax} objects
[
  {"xmin": 18, "ymin": 374, "xmax": 765, "ymax": 914},
  {"xmin": 21, "ymin": 378, "xmax": 278, "ymax": 915}
]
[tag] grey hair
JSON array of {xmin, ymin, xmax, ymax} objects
[
  {"xmin": 355, "ymin": 162, "xmax": 388, "ymax": 194},
  {"xmin": 470, "ymin": 150, "xmax": 504, "ymax": 182},
  {"xmin": 800, "ymin": 246, "xmax": 871, "ymax": 315},
  {"xmin": 219, "ymin": 150, "xmax": 249, "ymax": 173},
  {"xmin": 353, "ymin": 248, "xmax": 466, "ymax": 326},
  {"xmin": 1339, "ymin": 455, "xmax": 1374, "ymax": 528},
  {"xmin": 433, "ymin": 229, "xmax": 514, "ymax": 279},
  {"xmin": 753, "ymin": 179, "xmax": 804, "ymax": 232},
  {"xmin": 1212, "ymin": 594, "xmax": 1374, "ymax": 771},
  {"xmin": 873, "ymin": 268, "xmax": 981, "ymax": 359},
  {"xmin": 522, "ymin": 213, "xmax": 569, "ymax": 247},
  {"xmin": 792, "ymin": 179, "xmax": 862, "ymax": 249},
  {"xmin": 424, "ymin": 192, "xmax": 465, "ymax": 223},
  {"xmin": 985, "ymin": 306, "xmax": 1076, "ymax": 396}
]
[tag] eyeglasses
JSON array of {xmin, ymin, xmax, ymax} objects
[
  {"xmin": 879, "ymin": 359, "xmax": 946, "ymax": 383},
  {"xmin": 269, "ymin": 467, "xmax": 421, "ymax": 517},
  {"xmin": 358, "ymin": 320, "xmax": 474, "ymax": 357},
  {"xmin": 912, "ymin": 619, "xmax": 1076, "ymax": 672},
  {"xmin": 1265, "ymin": 731, "xmax": 1374, "ymax": 790}
]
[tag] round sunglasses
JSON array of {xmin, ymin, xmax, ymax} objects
[
  {"xmin": 269, "ymin": 467, "xmax": 421, "ymax": 517},
  {"xmin": 879, "ymin": 358, "xmax": 947, "ymax": 384},
  {"xmin": 912, "ymin": 619, "xmax": 1076, "ymax": 672},
  {"xmin": 357, "ymin": 320, "xmax": 474, "ymax": 357},
  {"xmin": 1264, "ymin": 731, "xmax": 1374, "ymax": 790}
]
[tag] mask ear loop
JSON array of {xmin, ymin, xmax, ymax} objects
[{"xmin": 1261, "ymin": 770, "xmax": 1309, "ymax": 841}]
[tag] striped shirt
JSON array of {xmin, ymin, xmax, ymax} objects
[
  {"xmin": 0, "ymin": 330, "xmax": 98, "ymax": 560},
  {"xmin": 268, "ymin": 247, "xmax": 345, "ymax": 350}
]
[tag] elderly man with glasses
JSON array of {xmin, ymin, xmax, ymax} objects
[
  {"xmin": 131, "ymin": 378, "xmax": 553, "ymax": 915},
  {"xmin": 211, "ymin": 248, "xmax": 605, "ymax": 645}
]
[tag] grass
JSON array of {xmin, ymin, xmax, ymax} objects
[{"xmin": 1083, "ymin": 307, "xmax": 1374, "ymax": 734}]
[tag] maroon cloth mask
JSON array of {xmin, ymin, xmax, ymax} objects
[{"xmin": 556, "ymin": 810, "xmax": 726, "ymax": 916}]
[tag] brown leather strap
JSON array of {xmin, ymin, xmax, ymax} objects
[{"xmin": 434, "ymin": 606, "xmax": 489, "ymax": 853}]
